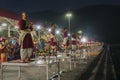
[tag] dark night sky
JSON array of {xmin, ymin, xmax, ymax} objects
[
  {"xmin": 0, "ymin": 0, "xmax": 120, "ymax": 44},
  {"xmin": 0, "ymin": 0, "xmax": 120, "ymax": 13}
]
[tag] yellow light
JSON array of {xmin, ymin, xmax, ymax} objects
[{"xmin": 66, "ymin": 13, "xmax": 72, "ymax": 17}]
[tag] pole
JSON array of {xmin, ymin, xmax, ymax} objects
[{"xmin": 68, "ymin": 17, "xmax": 71, "ymax": 35}]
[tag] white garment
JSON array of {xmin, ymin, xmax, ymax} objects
[{"xmin": 20, "ymin": 48, "xmax": 33, "ymax": 60}]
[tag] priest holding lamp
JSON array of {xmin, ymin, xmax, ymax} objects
[{"xmin": 18, "ymin": 12, "xmax": 34, "ymax": 63}]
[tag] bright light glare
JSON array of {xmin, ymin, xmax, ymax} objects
[
  {"xmin": 48, "ymin": 28, "xmax": 51, "ymax": 32},
  {"xmin": 1, "ymin": 23, "xmax": 7, "ymax": 27},
  {"xmin": 68, "ymin": 33, "xmax": 71, "ymax": 36},
  {"xmin": 81, "ymin": 37, "xmax": 87, "ymax": 43},
  {"xmin": 36, "ymin": 25, "xmax": 42, "ymax": 30},
  {"xmin": 66, "ymin": 13, "xmax": 72, "ymax": 17},
  {"xmin": 56, "ymin": 30, "xmax": 60, "ymax": 34}
]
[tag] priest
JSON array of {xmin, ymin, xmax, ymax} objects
[{"xmin": 18, "ymin": 12, "xmax": 33, "ymax": 63}]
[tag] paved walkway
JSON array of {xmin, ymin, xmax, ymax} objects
[{"xmin": 60, "ymin": 57, "xmax": 95, "ymax": 80}]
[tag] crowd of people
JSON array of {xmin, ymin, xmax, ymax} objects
[{"xmin": 0, "ymin": 12, "xmax": 102, "ymax": 63}]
